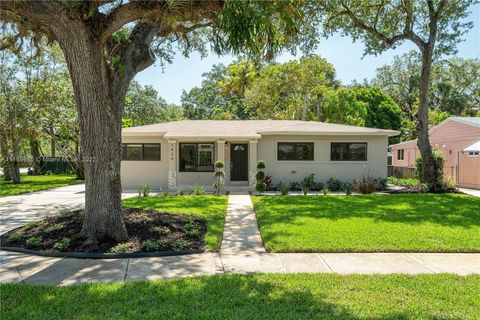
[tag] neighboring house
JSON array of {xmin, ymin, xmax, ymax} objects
[
  {"xmin": 458, "ymin": 140, "xmax": 480, "ymax": 189},
  {"xmin": 390, "ymin": 117, "xmax": 480, "ymax": 188},
  {"xmin": 121, "ymin": 120, "xmax": 399, "ymax": 191}
]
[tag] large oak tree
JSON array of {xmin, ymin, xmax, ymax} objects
[
  {"xmin": 0, "ymin": 0, "xmax": 307, "ymax": 243},
  {"xmin": 317, "ymin": 0, "xmax": 475, "ymax": 187}
]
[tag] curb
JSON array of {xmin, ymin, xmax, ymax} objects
[{"xmin": 0, "ymin": 246, "xmax": 204, "ymax": 259}]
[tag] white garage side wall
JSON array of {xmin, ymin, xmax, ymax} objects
[
  {"xmin": 257, "ymin": 135, "xmax": 388, "ymax": 185},
  {"xmin": 121, "ymin": 137, "xmax": 168, "ymax": 191}
]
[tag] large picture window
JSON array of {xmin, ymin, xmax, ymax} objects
[
  {"xmin": 122, "ymin": 144, "xmax": 161, "ymax": 161},
  {"xmin": 331, "ymin": 142, "xmax": 367, "ymax": 161},
  {"xmin": 277, "ymin": 142, "xmax": 314, "ymax": 161},
  {"xmin": 179, "ymin": 143, "xmax": 215, "ymax": 172}
]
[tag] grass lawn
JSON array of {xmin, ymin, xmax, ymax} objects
[
  {"xmin": 252, "ymin": 194, "xmax": 480, "ymax": 252},
  {"xmin": 1, "ymin": 274, "xmax": 479, "ymax": 319},
  {"xmin": 0, "ymin": 174, "xmax": 83, "ymax": 197},
  {"xmin": 123, "ymin": 195, "xmax": 228, "ymax": 251}
]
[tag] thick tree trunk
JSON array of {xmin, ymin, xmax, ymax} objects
[
  {"xmin": 29, "ymin": 138, "xmax": 41, "ymax": 175},
  {"xmin": 0, "ymin": 130, "xmax": 12, "ymax": 181},
  {"xmin": 74, "ymin": 140, "xmax": 85, "ymax": 180},
  {"xmin": 416, "ymin": 48, "xmax": 435, "ymax": 185},
  {"xmin": 57, "ymin": 26, "xmax": 127, "ymax": 243}
]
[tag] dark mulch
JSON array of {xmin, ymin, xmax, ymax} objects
[{"xmin": 0, "ymin": 208, "xmax": 207, "ymax": 253}]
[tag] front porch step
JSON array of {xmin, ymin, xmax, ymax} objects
[{"xmin": 224, "ymin": 186, "xmax": 253, "ymax": 193}]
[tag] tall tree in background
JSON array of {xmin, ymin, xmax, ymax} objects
[
  {"xmin": 0, "ymin": 0, "xmax": 309, "ymax": 243},
  {"xmin": 319, "ymin": 0, "xmax": 475, "ymax": 187}
]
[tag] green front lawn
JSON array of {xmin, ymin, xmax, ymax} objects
[
  {"xmin": 123, "ymin": 196, "xmax": 228, "ymax": 251},
  {"xmin": 0, "ymin": 174, "xmax": 83, "ymax": 197},
  {"xmin": 252, "ymin": 194, "xmax": 480, "ymax": 252},
  {"xmin": 2, "ymin": 274, "xmax": 479, "ymax": 319}
]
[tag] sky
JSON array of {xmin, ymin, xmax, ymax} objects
[{"xmin": 135, "ymin": 5, "xmax": 480, "ymax": 105}]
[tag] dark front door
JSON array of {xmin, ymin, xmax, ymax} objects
[{"xmin": 230, "ymin": 143, "xmax": 248, "ymax": 181}]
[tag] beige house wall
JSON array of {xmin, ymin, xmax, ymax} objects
[
  {"xmin": 121, "ymin": 134, "xmax": 389, "ymax": 191},
  {"xmin": 257, "ymin": 135, "xmax": 388, "ymax": 185}
]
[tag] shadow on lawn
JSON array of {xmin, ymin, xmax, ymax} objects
[
  {"xmin": 254, "ymin": 194, "xmax": 480, "ymax": 228},
  {"xmin": 2, "ymin": 273, "xmax": 456, "ymax": 319}
]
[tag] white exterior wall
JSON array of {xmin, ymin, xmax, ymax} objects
[
  {"xmin": 121, "ymin": 134, "xmax": 389, "ymax": 190},
  {"xmin": 257, "ymin": 135, "xmax": 388, "ymax": 185}
]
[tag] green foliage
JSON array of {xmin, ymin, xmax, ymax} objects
[
  {"xmin": 354, "ymin": 175, "xmax": 376, "ymax": 194},
  {"xmin": 255, "ymin": 182, "xmax": 266, "ymax": 194},
  {"xmin": 0, "ymin": 174, "xmax": 82, "ymax": 197},
  {"xmin": 138, "ymin": 184, "xmax": 151, "ymax": 197},
  {"xmin": 213, "ymin": 160, "xmax": 225, "ymax": 195},
  {"xmin": 163, "ymin": 190, "xmax": 169, "ymax": 196},
  {"xmin": 302, "ymin": 184, "xmax": 309, "ymax": 195},
  {"xmin": 256, "ymin": 160, "xmax": 266, "ymax": 170},
  {"xmin": 194, "ymin": 184, "xmax": 204, "ymax": 196},
  {"xmin": 321, "ymin": 87, "xmax": 367, "ymax": 126},
  {"xmin": 184, "ymin": 221, "xmax": 200, "ymax": 237},
  {"xmin": 177, "ymin": 188, "xmax": 184, "ymax": 196},
  {"xmin": 255, "ymin": 171, "xmax": 265, "ymax": 181},
  {"xmin": 45, "ymin": 223, "xmax": 64, "ymax": 234},
  {"xmin": 322, "ymin": 187, "xmax": 329, "ymax": 196},
  {"xmin": 301, "ymin": 174, "xmax": 316, "ymax": 191},
  {"xmin": 109, "ymin": 242, "xmax": 134, "ymax": 254},
  {"xmin": 343, "ymin": 182, "xmax": 353, "ymax": 195},
  {"xmin": 7, "ymin": 232, "xmax": 23, "ymax": 242},
  {"xmin": 25, "ymin": 236, "xmax": 43, "ymax": 248},
  {"xmin": 171, "ymin": 239, "xmax": 191, "ymax": 251},
  {"xmin": 277, "ymin": 181, "xmax": 290, "ymax": 195},
  {"xmin": 142, "ymin": 239, "xmax": 160, "ymax": 252},
  {"xmin": 53, "ymin": 237, "xmax": 71, "ymax": 251},
  {"xmin": 214, "ymin": 160, "xmax": 225, "ymax": 169},
  {"xmin": 415, "ymin": 151, "xmax": 445, "ymax": 191},
  {"xmin": 326, "ymin": 177, "xmax": 343, "ymax": 192},
  {"xmin": 255, "ymin": 160, "xmax": 267, "ymax": 195},
  {"xmin": 387, "ymin": 177, "xmax": 420, "ymax": 188}
]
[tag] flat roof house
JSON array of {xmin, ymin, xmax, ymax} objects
[
  {"xmin": 390, "ymin": 117, "xmax": 480, "ymax": 189},
  {"xmin": 121, "ymin": 120, "xmax": 399, "ymax": 191}
]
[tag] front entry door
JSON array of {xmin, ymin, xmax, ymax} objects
[{"xmin": 230, "ymin": 143, "xmax": 248, "ymax": 181}]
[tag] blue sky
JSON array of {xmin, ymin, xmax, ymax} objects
[{"xmin": 135, "ymin": 6, "xmax": 480, "ymax": 105}]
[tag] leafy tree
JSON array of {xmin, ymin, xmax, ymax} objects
[
  {"xmin": 244, "ymin": 54, "xmax": 339, "ymax": 120},
  {"xmin": 318, "ymin": 0, "xmax": 476, "ymax": 184},
  {"xmin": 0, "ymin": 0, "xmax": 309, "ymax": 243},
  {"xmin": 320, "ymin": 87, "xmax": 367, "ymax": 126}
]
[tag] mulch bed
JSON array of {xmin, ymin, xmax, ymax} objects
[{"xmin": 0, "ymin": 208, "xmax": 207, "ymax": 254}]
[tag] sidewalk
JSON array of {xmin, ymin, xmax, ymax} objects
[{"xmin": 1, "ymin": 193, "xmax": 479, "ymax": 285}]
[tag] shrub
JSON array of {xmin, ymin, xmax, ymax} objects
[
  {"xmin": 415, "ymin": 151, "xmax": 445, "ymax": 191},
  {"xmin": 343, "ymin": 182, "xmax": 353, "ymax": 195},
  {"xmin": 289, "ymin": 181, "xmax": 301, "ymax": 191},
  {"xmin": 163, "ymin": 190, "xmax": 169, "ymax": 196},
  {"xmin": 387, "ymin": 177, "xmax": 420, "ymax": 187},
  {"xmin": 138, "ymin": 184, "xmax": 151, "ymax": 197},
  {"xmin": 142, "ymin": 239, "xmax": 159, "ymax": 251},
  {"xmin": 45, "ymin": 223, "xmax": 64, "ymax": 234},
  {"xmin": 194, "ymin": 184, "xmax": 204, "ymax": 195},
  {"xmin": 26, "ymin": 236, "xmax": 43, "ymax": 248},
  {"xmin": 438, "ymin": 177, "xmax": 457, "ymax": 193},
  {"xmin": 110, "ymin": 242, "xmax": 134, "ymax": 253},
  {"xmin": 255, "ymin": 160, "xmax": 267, "ymax": 195},
  {"xmin": 355, "ymin": 175, "xmax": 376, "ymax": 194},
  {"xmin": 302, "ymin": 184, "xmax": 309, "ymax": 195},
  {"xmin": 213, "ymin": 160, "xmax": 225, "ymax": 195},
  {"xmin": 53, "ymin": 237, "xmax": 71, "ymax": 251},
  {"xmin": 322, "ymin": 187, "xmax": 329, "ymax": 195},
  {"xmin": 171, "ymin": 239, "xmax": 191, "ymax": 250},
  {"xmin": 177, "ymin": 188, "xmax": 184, "ymax": 196},
  {"xmin": 7, "ymin": 232, "xmax": 23, "ymax": 242},
  {"xmin": 327, "ymin": 177, "xmax": 344, "ymax": 191},
  {"xmin": 264, "ymin": 176, "xmax": 272, "ymax": 190},
  {"xmin": 376, "ymin": 177, "xmax": 388, "ymax": 191},
  {"xmin": 153, "ymin": 225, "xmax": 171, "ymax": 235},
  {"xmin": 277, "ymin": 181, "xmax": 290, "ymax": 195},
  {"xmin": 301, "ymin": 174, "xmax": 316, "ymax": 190},
  {"xmin": 184, "ymin": 221, "xmax": 200, "ymax": 237},
  {"xmin": 314, "ymin": 181, "xmax": 324, "ymax": 191}
]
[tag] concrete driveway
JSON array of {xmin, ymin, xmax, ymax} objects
[{"xmin": 0, "ymin": 184, "xmax": 137, "ymax": 234}]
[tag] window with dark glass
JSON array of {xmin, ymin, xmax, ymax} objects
[
  {"xmin": 397, "ymin": 149, "xmax": 404, "ymax": 160},
  {"xmin": 122, "ymin": 144, "xmax": 160, "ymax": 161},
  {"xmin": 179, "ymin": 143, "xmax": 214, "ymax": 172},
  {"xmin": 277, "ymin": 142, "xmax": 314, "ymax": 161},
  {"xmin": 330, "ymin": 142, "xmax": 367, "ymax": 161}
]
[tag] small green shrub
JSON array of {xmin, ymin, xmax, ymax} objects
[
  {"xmin": 255, "ymin": 171, "xmax": 265, "ymax": 181},
  {"xmin": 438, "ymin": 177, "xmax": 457, "ymax": 193},
  {"xmin": 301, "ymin": 174, "xmax": 316, "ymax": 190},
  {"xmin": 387, "ymin": 177, "xmax": 420, "ymax": 187},
  {"xmin": 58, "ymin": 209, "xmax": 72, "ymax": 217},
  {"xmin": 45, "ymin": 223, "xmax": 64, "ymax": 234},
  {"xmin": 213, "ymin": 160, "xmax": 225, "ymax": 195},
  {"xmin": 327, "ymin": 177, "xmax": 344, "ymax": 191},
  {"xmin": 277, "ymin": 181, "xmax": 290, "ymax": 195},
  {"xmin": 153, "ymin": 225, "xmax": 171, "ymax": 235},
  {"xmin": 184, "ymin": 222, "xmax": 200, "ymax": 237},
  {"xmin": 53, "ymin": 237, "xmax": 71, "ymax": 251},
  {"xmin": 26, "ymin": 236, "xmax": 43, "ymax": 248},
  {"xmin": 314, "ymin": 181, "xmax": 324, "ymax": 191},
  {"xmin": 256, "ymin": 160, "xmax": 266, "ymax": 170},
  {"xmin": 110, "ymin": 242, "xmax": 134, "ymax": 253},
  {"xmin": 302, "ymin": 184, "xmax": 309, "ymax": 195},
  {"xmin": 376, "ymin": 177, "xmax": 388, "ymax": 191},
  {"xmin": 289, "ymin": 181, "xmax": 301, "ymax": 191},
  {"xmin": 194, "ymin": 184, "xmax": 204, "ymax": 195},
  {"xmin": 177, "ymin": 188, "xmax": 184, "ymax": 196},
  {"xmin": 255, "ymin": 182, "xmax": 266, "ymax": 194},
  {"xmin": 355, "ymin": 175, "xmax": 376, "ymax": 194},
  {"xmin": 171, "ymin": 239, "xmax": 191, "ymax": 250},
  {"xmin": 138, "ymin": 184, "xmax": 151, "ymax": 197},
  {"xmin": 255, "ymin": 160, "xmax": 267, "ymax": 195},
  {"xmin": 415, "ymin": 151, "xmax": 445, "ymax": 191},
  {"xmin": 163, "ymin": 190, "xmax": 169, "ymax": 196},
  {"xmin": 142, "ymin": 239, "xmax": 159, "ymax": 251},
  {"xmin": 343, "ymin": 182, "xmax": 353, "ymax": 195},
  {"xmin": 8, "ymin": 232, "xmax": 23, "ymax": 242},
  {"xmin": 322, "ymin": 187, "xmax": 329, "ymax": 195}
]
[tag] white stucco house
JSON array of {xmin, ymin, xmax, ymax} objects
[{"xmin": 121, "ymin": 120, "xmax": 399, "ymax": 191}]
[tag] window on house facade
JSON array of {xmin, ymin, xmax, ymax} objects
[
  {"xmin": 330, "ymin": 142, "xmax": 367, "ymax": 161},
  {"xmin": 122, "ymin": 144, "xmax": 161, "ymax": 161},
  {"xmin": 468, "ymin": 151, "xmax": 479, "ymax": 157},
  {"xmin": 397, "ymin": 149, "xmax": 405, "ymax": 160},
  {"xmin": 277, "ymin": 142, "xmax": 314, "ymax": 161},
  {"xmin": 179, "ymin": 143, "xmax": 214, "ymax": 172}
]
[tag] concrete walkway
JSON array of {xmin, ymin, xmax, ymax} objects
[
  {"xmin": 459, "ymin": 188, "xmax": 480, "ymax": 197},
  {"xmin": 1, "ymin": 193, "xmax": 479, "ymax": 285}
]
